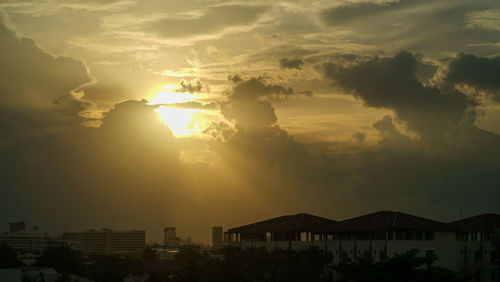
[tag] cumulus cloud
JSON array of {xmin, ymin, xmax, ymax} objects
[
  {"xmin": 440, "ymin": 53, "xmax": 500, "ymax": 101},
  {"xmin": 323, "ymin": 52, "xmax": 474, "ymax": 144},
  {"xmin": 221, "ymin": 75, "xmax": 312, "ymax": 130},
  {"xmin": 208, "ymin": 75, "xmax": 314, "ymax": 185},
  {"xmin": 0, "ymin": 19, "xmax": 94, "ymax": 143}
]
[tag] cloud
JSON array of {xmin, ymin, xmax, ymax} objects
[
  {"xmin": 440, "ymin": 53, "xmax": 500, "ymax": 101},
  {"xmin": 176, "ymin": 79, "xmax": 204, "ymax": 93},
  {"xmin": 221, "ymin": 75, "xmax": 312, "ymax": 130},
  {"xmin": 466, "ymin": 9, "xmax": 500, "ymax": 31},
  {"xmin": 279, "ymin": 57, "xmax": 305, "ymax": 69},
  {"xmin": 323, "ymin": 52, "xmax": 474, "ymax": 144},
  {"xmin": 208, "ymin": 75, "xmax": 314, "ymax": 186},
  {"xmin": 143, "ymin": 4, "xmax": 267, "ymax": 40},
  {"xmin": 320, "ymin": 0, "xmax": 500, "ymax": 56},
  {"xmin": 0, "ymin": 18, "xmax": 94, "ymax": 143}
]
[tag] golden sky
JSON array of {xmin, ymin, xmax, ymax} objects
[{"xmin": 1, "ymin": 0, "xmax": 500, "ymax": 243}]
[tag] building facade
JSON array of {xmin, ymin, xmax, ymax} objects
[
  {"xmin": 212, "ymin": 226, "xmax": 223, "ymax": 248},
  {"xmin": 79, "ymin": 229, "xmax": 145, "ymax": 257},
  {"xmin": 226, "ymin": 211, "xmax": 500, "ymax": 282},
  {"xmin": 450, "ymin": 214, "xmax": 500, "ymax": 282}
]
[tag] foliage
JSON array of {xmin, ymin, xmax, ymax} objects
[
  {"xmin": 165, "ymin": 246, "xmax": 332, "ymax": 282},
  {"xmin": 35, "ymin": 246, "xmax": 84, "ymax": 274},
  {"xmin": 334, "ymin": 248, "xmax": 469, "ymax": 282},
  {"xmin": 0, "ymin": 243, "xmax": 24, "ymax": 268}
]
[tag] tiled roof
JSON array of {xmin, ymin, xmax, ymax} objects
[
  {"xmin": 331, "ymin": 211, "xmax": 450, "ymax": 232},
  {"xmin": 228, "ymin": 213, "xmax": 338, "ymax": 233},
  {"xmin": 449, "ymin": 213, "xmax": 500, "ymax": 232}
]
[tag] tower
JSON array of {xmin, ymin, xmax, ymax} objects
[
  {"xmin": 164, "ymin": 227, "xmax": 178, "ymax": 247},
  {"xmin": 212, "ymin": 226, "xmax": 223, "ymax": 248}
]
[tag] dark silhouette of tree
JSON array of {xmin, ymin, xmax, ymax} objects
[
  {"xmin": 143, "ymin": 248, "xmax": 157, "ymax": 260},
  {"xmin": 85, "ymin": 255, "xmax": 141, "ymax": 282},
  {"xmin": 0, "ymin": 243, "xmax": 24, "ymax": 268},
  {"xmin": 35, "ymin": 246, "xmax": 84, "ymax": 275},
  {"xmin": 334, "ymin": 248, "xmax": 470, "ymax": 282}
]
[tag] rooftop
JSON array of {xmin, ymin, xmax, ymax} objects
[
  {"xmin": 331, "ymin": 211, "xmax": 450, "ymax": 232},
  {"xmin": 449, "ymin": 213, "xmax": 500, "ymax": 232},
  {"xmin": 228, "ymin": 213, "xmax": 338, "ymax": 233}
]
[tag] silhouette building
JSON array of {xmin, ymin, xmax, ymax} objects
[
  {"xmin": 212, "ymin": 226, "xmax": 223, "ymax": 248},
  {"xmin": 164, "ymin": 227, "xmax": 180, "ymax": 247},
  {"xmin": 9, "ymin": 221, "xmax": 26, "ymax": 233},
  {"xmin": 227, "ymin": 211, "xmax": 500, "ymax": 282},
  {"xmin": 79, "ymin": 228, "xmax": 145, "ymax": 257}
]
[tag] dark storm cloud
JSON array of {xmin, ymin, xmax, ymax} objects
[
  {"xmin": 0, "ymin": 19, "xmax": 93, "ymax": 143},
  {"xmin": 0, "ymin": 19, "xmax": 186, "ymax": 237},
  {"xmin": 441, "ymin": 53, "xmax": 500, "ymax": 101},
  {"xmin": 144, "ymin": 4, "xmax": 267, "ymax": 39},
  {"xmin": 209, "ymin": 75, "xmax": 314, "ymax": 182},
  {"xmin": 279, "ymin": 58, "xmax": 305, "ymax": 70},
  {"xmin": 323, "ymin": 52, "xmax": 474, "ymax": 144},
  {"xmin": 221, "ymin": 75, "xmax": 312, "ymax": 129},
  {"xmin": 316, "ymin": 51, "xmax": 500, "ymax": 216}
]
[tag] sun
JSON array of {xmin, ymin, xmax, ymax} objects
[
  {"xmin": 149, "ymin": 86, "xmax": 211, "ymax": 137},
  {"xmin": 156, "ymin": 106, "xmax": 208, "ymax": 137}
]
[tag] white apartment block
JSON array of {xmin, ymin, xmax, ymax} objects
[{"xmin": 226, "ymin": 211, "xmax": 500, "ymax": 282}]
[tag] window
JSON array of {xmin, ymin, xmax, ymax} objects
[
  {"xmin": 424, "ymin": 230, "xmax": 434, "ymax": 240},
  {"xmin": 266, "ymin": 232, "xmax": 271, "ymax": 241},
  {"xmin": 475, "ymin": 250, "xmax": 483, "ymax": 263},
  {"xmin": 396, "ymin": 231, "xmax": 403, "ymax": 240},
  {"xmin": 388, "ymin": 231, "xmax": 394, "ymax": 240},
  {"xmin": 300, "ymin": 232, "xmax": 308, "ymax": 242},
  {"xmin": 416, "ymin": 230, "xmax": 423, "ymax": 240}
]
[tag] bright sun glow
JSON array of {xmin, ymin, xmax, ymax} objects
[
  {"xmin": 151, "ymin": 88, "xmax": 198, "ymax": 105},
  {"xmin": 150, "ymin": 87, "xmax": 211, "ymax": 137},
  {"xmin": 156, "ymin": 106, "xmax": 206, "ymax": 137}
]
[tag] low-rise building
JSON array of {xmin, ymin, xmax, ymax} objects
[
  {"xmin": 450, "ymin": 214, "xmax": 500, "ymax": 282},
  {"xmin": 328, "ymin": 211, "xmax": 457, "ymax": 270},
  {"xmin": 226, "ymin": 213, "xmax": 338, "ymax": 250},
  {"xmin": 226, "ymin": 210, "xmax": 500, "ymax": 281}
]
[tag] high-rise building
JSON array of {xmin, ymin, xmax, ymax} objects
[
  {"xmin": 79, "ymin": 229, "xmax": 145, "ymax": 257},
  {"xmin": 212, "ymin": 226, "xmax": 223, "ymax": 248},
  {"xmin": 163, "ymin": 227, "xmax": 179, "ymax": 247},
  {"xmin": 9, "ymin": 222, "xmax": 26, "ymax": 233}
]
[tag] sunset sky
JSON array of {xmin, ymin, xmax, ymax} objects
[{"xmin": 1, "ymin": 0, "xmax": 500, "ymax": 243}]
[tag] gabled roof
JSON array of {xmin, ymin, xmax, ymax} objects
[
  {"xmin": 449, "ymin": 213, "xmax": 500, "ymax": 232},
  {"xmin": 228, "ymin": 213, "xmax": 338, "ymax": 233},
  {"xmin": 331, "ymin": 211, "xmax": 450, "ymax": 232}
]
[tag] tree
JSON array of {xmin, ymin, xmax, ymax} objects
[
  {"xmin": 334, "ymin": 248, "xmax": 470, "ymax": 282},
  {"xmin": 0, "ymin": 243, "xmax": 24, "ymax": 268},
  {"xmin": 35, "ymin": 246, "xmax": 84, "ymax": 275}
]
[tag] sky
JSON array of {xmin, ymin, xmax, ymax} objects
[{"xmin": 0, "ymin": 0, "xmax": 500, "ymax": 244}]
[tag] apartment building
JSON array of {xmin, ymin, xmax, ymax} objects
[
  {"xmin": 226, "ymin": 211, "xmax": 500, "ymax": 281},
  {"xmin": 450, "ymin": 214, "xmax": 500, "ymax": 282},
  {"xmin": 79, "ymin": 228, "xmax": 145, "ymax": 257}
]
